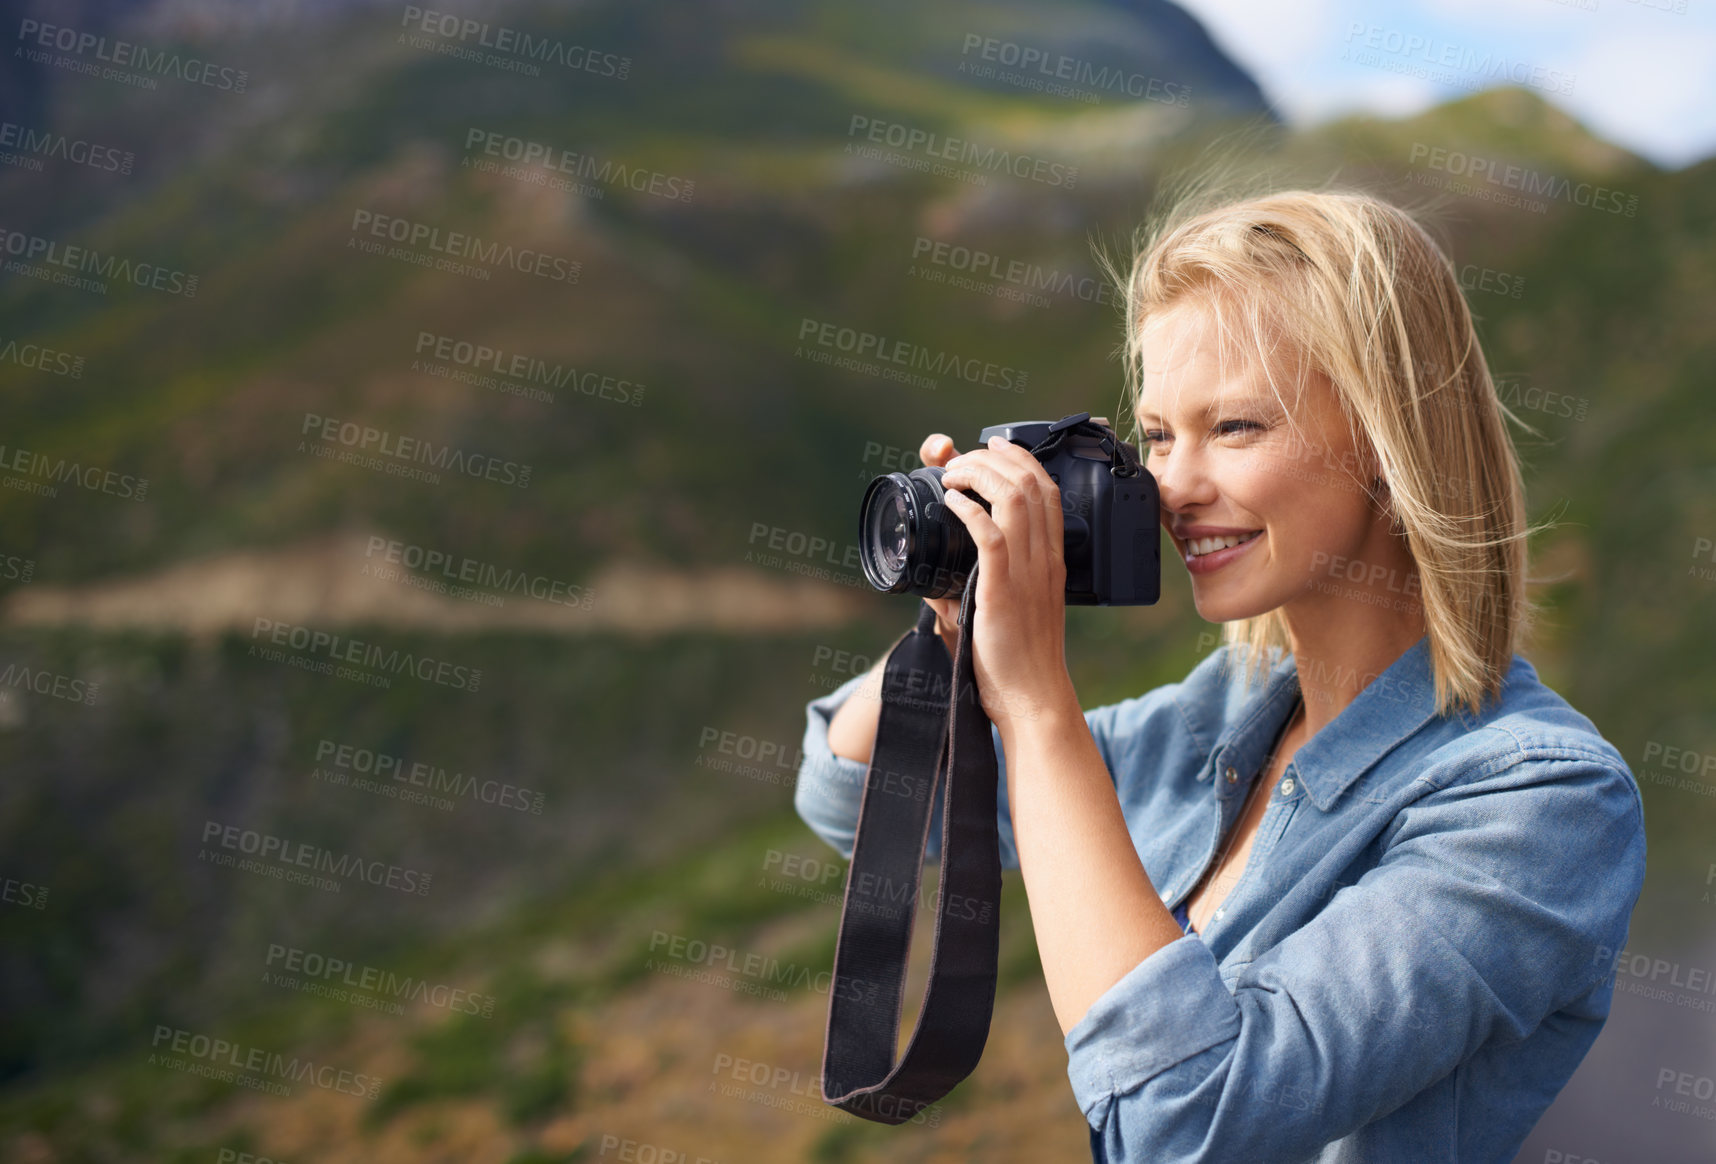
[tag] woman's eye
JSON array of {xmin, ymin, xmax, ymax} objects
[
  {"xmin": 1215, "ymin": 419, "xmax": 1263, "ymax": 438},
  {"xmin": 1141, "ymin": 430, "xmax": 1169, "ymax": 450}
]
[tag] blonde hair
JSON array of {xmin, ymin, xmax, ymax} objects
[{"xmin": 1104, "ymin": 184, "xmax": 1534, "ymax": 716}]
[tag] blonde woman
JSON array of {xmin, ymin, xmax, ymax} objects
[{"xmin": 793, "ymin": 188, "xmax": 1646, "ymax": 1162}]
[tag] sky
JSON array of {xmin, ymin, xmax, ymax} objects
[{"xmin": 1175, "ymin": 0, "xmax": 1716, "ymax": 168}]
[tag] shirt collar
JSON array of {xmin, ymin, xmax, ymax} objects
[{"xmin": 1208, "ymin": 636, "xmax": 1442, "ymax": 813}]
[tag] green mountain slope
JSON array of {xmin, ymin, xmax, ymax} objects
[{"xmin": 2, "ymin": 0, "xmax": 1712, "ymax": 1159}]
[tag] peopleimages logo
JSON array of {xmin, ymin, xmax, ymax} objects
[
  {"xmin": 149, "ymin": 1025, "xmax": 380, "ymax": 1098},
  {"xmin": 412, "ymin": 331, "xmax": 645, "ymax": 406},
  {"xmin": 250, "ymin": 616, "xmax": 483, "ymax": 692},
  {"xmin": 0, "ymin": 550, "xmax": 35, "ymax": 583},
  {"xmin": 0, "ymin": 121, "xmax": 133, "ymax": 174},
  {"xmin": 200, "ymin": 819, "xmax": 433, "ymax": 896},
  {"xmin": 1343, "ymin": 23, "xmax": 1575, "ymax": 96},
  {"xmin": 348, "ymin": 209, "xmax": 579, "ymax": 285},
  {"xmin": 363, "ymin": 535, "xmax": 592, "ymax": 610},
  {"xmin": 0, "ymin": 335, "xmax": 85, "ymax": 378},
  {"xmin": 299, "ymin": 412, "xmax": 532, "ymax": 489},
  {"xmin": 1407, "ymin": 143, "xmax": 1638, "ymax": 217},
  {"xmin": 649, "ymin": 931, "xmax": 880, "ymax": 1004},
  {"xmin": 463, "ymin": 128, "xmax": 693, "ymax": 202},
  {"xmin": 0, "ymin": 226, "xmax": 198, "ymax": 296},
  {"xmin": 314, "ymin": 737, "xmax": 546, "ymax": 814},
  {"xmin": 265, "ymin": 942, "xmax": 497, "ymax": 1017},
  {"xmin": 0, "ymin": 443, "xmax": 147, "ymax": 501},
  {"xmin": 846, "ymin": 114, "xmax": 1078, "ymax": 188},
  {"xmin": 795, "ymin": 316, "xmax": 1028, "ymax": 392},
  {"xmin": 1, "ymin": 875, "xmax": 49, "ymax": 911},
  {"xmin": 957, "ymin": 33, "xmax": 1190, "ymax": 107},
  {"xmin": 0, "ymin": 662, "xmax": 97, "ymax": 706},
  {"xmin": 14, "ymin": 19, "xmax": 249, "ymax": 91},
  {"xmin": 398, "ymin": 5, "xmax": 630, "ymax": 79},
  {"xmin": 910, "ymin": 235, "xmax": 1116, "ymax": 306}
]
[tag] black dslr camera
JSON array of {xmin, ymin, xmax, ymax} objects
[{"xmin": 857, "ymin": 412, "xmax": 1160, "ymax": 605}]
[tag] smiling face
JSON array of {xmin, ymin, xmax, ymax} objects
[{"xmin": 1136, "ymin": 297, "xmax": 1406, "ymax": 626}]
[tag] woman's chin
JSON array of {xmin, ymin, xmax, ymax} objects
[{"xmin": 1189, "ymin": 585, "xmax": 1276, "ymax": 626}]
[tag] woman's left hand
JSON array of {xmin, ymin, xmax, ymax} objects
[{"xmin": 939, "ymin": 435, "xmax": 1079, "ymax": 735}]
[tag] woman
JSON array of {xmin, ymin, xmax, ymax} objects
[{"xmin": 792, "ymin": 188, "xmax": 1646, "ymax": 1162}]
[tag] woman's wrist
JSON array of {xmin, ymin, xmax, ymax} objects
[{"xmin": 995, "ymin": 669, "xmax": 1083, "ymax": 755}]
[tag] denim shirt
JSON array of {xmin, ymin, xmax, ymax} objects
[{"xmin": 793, "ymin": 637, "xmax": 1647, "ymax": 1163}]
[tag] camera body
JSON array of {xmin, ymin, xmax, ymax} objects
[{"xmin": 858, "ymin": 412, "xmax": 1160, "ymax": 605}]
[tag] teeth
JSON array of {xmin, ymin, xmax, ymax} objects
[{"xmin": 1186, "ymin": 532, "xmax": 1258, "ymax": 557}]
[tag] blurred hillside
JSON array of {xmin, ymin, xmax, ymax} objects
[
  {"xmin": 0, "ymin": 0, "xmax": 1269, "ymax": 585},
  {"xmin": 0, "ymin": 0, "xmax": 1711, "ymax": 1160}
]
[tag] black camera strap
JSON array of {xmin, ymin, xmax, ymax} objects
[
  {"xmin": 1032, "ymin": 410, "xmax": 1139, "ymax": 477},
  {"xmin": 821, "ymin": 569, "xmax": 1002, "ymax": 1125}
]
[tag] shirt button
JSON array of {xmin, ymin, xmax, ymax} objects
[
  {"xmin": 1280, "ymin": 777, "xmax": 1296, "ymax": 796},
  {"xmin": 1214, "ymin": 908, "xmax": 1225, "ymax": 920},
  {"xmin": 1224, "ymin": 766, "xmax": 1238, "ymax": 783}
]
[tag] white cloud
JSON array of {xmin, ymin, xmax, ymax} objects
[
  {"xmin": 1295, "ymin": 72, "xmax": 1441, "ymax": 124},
  {"xmin": 1170, "ymin": 0, "xmax": 1341, "ymax": 114},
  {"xmin": 1172, "ymin": 0, "xmax": 1716, "ymax": 167},
  {"xmin": 1561, "ymin": 28, "xmax": 1716, "ymax": 165}
]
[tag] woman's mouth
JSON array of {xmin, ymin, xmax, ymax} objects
[{"xmin": 1182, "ymin": 530, "xmax": 1262, "ymax": 575}]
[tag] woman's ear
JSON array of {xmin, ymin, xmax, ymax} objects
[
  {"xmin": 1365, "ymin": 457, "xmax": 1406, "ymax": 536},
  {"xmin": 1355, "ymin": 438, "xmax": 1386, "ymax": 500},
  {"xmin": 1359, "ymin": 443, "xmax": 1400, "ymax": 527}
]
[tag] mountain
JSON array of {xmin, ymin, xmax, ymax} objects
[
  {"xmin": 0, "ymin": 0, "xmax": 1276, "ymax": 586},
  {"xmin": 0, "ymin": 0, "xmax": 1267, "ymax": 1112},
  {"xmin": 2, "ymin": 0, "xmax": 1711, "ymax": 1159}
]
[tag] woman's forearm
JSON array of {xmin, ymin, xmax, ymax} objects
[
  {"xmin": 826, "ymin": 619, "xmax": 959, "ymax": 765},
  {"xmin": 825, "ymin": 654, "xmax": 887, "ymax": 765},
  {"xmin": 828, "ymin": 637, "xmax": 1180, "ymax": 1033},
  {"xmin": 998, "ymin": 685, "xmax": 1187, "ymax": 1036}
]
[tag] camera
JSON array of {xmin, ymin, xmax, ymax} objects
[{"xmin": 857, "ymin": 412, "xmax": 1160, "ymax": 605}]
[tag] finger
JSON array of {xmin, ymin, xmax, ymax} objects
[
  {"xmin": 920, "ymin": 434, "xmax": 958, "ymax": 469},
  {"xmin": 943, "ymin": 445, "xmax": 1029, "ymax": 498},
  {"xmin": 959, "ymin": 438, "xmax": 1051, "ymax": 567},
  {"xmin": 986, "ymin": 435, "xmax": 1065, "ymax": 563},
  {"xmin": 980, "ymin": 437, "xmax": 1047, "ymax": 564},
  {"xmin": 941, "ymin": 486, "xmax": 1008, "ymax": 576},
  {"xmin": 944, "ymin": 451, "xmax": 1030, "ymax": 561}
]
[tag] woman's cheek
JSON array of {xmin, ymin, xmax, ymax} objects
[{"xmin": 1219, "ymin": 442, "xmax": 1287, "ymax": 495}]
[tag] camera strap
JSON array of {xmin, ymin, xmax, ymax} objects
[
  {"xmin": 820, "ymin": 569, "xmax": 1002, "ymax": 1125},
  {"xmin": 1032, "ymin": 411, "xmax": 1139, "ymax": 477}
]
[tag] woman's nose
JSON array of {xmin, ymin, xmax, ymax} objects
[{"xmin": 1151, "ymin": 446, "xmax": 1214, "ymax": 514}]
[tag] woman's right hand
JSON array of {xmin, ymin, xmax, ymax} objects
[
  {"xmin": 827, "ymin": 432, "xmax": 968, "ymax": 764},
  {"xmin": 920, "ymin": 418, "xmax": 1105, "ymax": 654},
  {"xmin": 919, "ymin": 433, "xmax": 964, "ymax": 657}
]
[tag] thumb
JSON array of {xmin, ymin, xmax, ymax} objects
[{"xmin": 920, "ymin": 433, "xmax": 959, "ymax": 469}]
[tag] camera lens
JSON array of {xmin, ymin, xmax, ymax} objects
[
  {"xmin": 858, "ymin": 469, "xmax": 977, "ymax": 597},
  {"xmin": 866, "ymin": 487, "xmax": 909, "ymax": 581}
]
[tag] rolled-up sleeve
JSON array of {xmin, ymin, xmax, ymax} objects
[{"xmin": 1064, "ymin": 748, "xmax": 1647, "ymax": 1162}]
